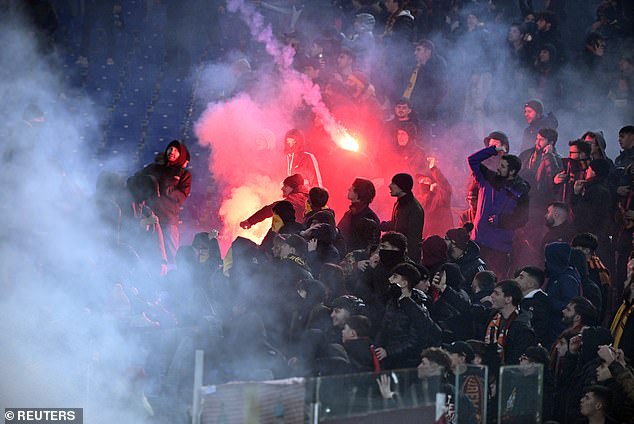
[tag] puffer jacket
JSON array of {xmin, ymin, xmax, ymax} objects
[{"xmin": 375, "ymin": 294, "xmax": 441, "ymax": 370}]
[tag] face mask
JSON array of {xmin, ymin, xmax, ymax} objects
[{"xmin": 379, "ymin": 249, "xmax": 404, "ymax": 269}]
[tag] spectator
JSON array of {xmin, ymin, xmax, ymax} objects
[
  {"xmin": 542, "ymin": 201, "xmax": 576, "ymax": 250},
  {"xmin": 380, "ymin": 173, "xmax": 425, "ymax": 263},
  {"xmin": 341, "ymin": 314, "xmax": 377, "ymax": 373},
  {"xmin": 582, "ymin": 131, "xmax": 611, "ymax": 161},
  {"xmin": 521, "ymin": 99, "xmax": 559, "ymax": 152},
  {"xmin": 417, "ymin": 160, "xmax": 454, "ymax": 237},
  {"xmin": 446, "ymin": 340, "xmax": 475, "ymax": 372},
  {"xmin": 240, "ymin": 174, "xmax": 308, "ymax": 230},
  {"xmin": 374, "ymin": 262, "xmax": 441, "ymax": 369},
  {"xmin": 304, "ymin": 223, "xmax": 340, "ymax": 276},
  {"xmin": 571, "ymin": 233, "xmax": 612, "ymax": 323},
  {"xmin": 303, "ymin": 187, "xmax": 334, "ymax": 226},
  {"xmin": 470, "ymin": 270, "xmax": 496, "ymax": 305},
  {"xmin": 554, "ymin": 139, "xmax": 592, "ymax": 203},
  {"xmin": 571, "ymin": 159, "xmax": 613, "ymax": 255},
  {"xmin": 482, "ymin": 279, "xmax": 536, "ymax": 368},
  {"xmin": 445, "ymin": 226, "xmax": 487, "ymax": 287},
  {"xmin": 402, "ymin": 39, "xmax": 448, "ymax": 123},
  {"xmin": 135, "ymin": 140, "xmax": 191, "ymax": 264},
  {"xmin": 543, "ymin": 242, "xmax": 583, "ymax": 338},
  {"xmin": 468, "ymin": 145, "xmax": 530, "ymax": 277},
  {"xmin": 284, "ymin": 129, "xmax": 323, "ymax": 188},
  {"xmin": 579, "ymin": 385, "xmax": 617, "ymax": 424},
  {"xmin": 519, "ymin": 127, "xmax": 562, "ymax": 210},
  {"xmin": 328, "ymin": 295, "xmax": 367, "ymax": 344},
  {"xmin": 337, "ymin": 178, "xmax": 380, "ymax": 254},
  {"xmin": 609, "ymin": 277, "xmax": 634, "ymax": 361},
  {"xmin": 515, "ymin": 266, "xmax": 552, "ymax": 346},
  {"xmin": 570, "ymin": 247, "xmax": 604, "ymax": 320}
]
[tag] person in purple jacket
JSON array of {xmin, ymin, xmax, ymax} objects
[{"xmin": 468, "ymin": 143, "xmax": 530, "ymax": 278}]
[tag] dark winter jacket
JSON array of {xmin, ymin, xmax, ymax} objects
[
  {"xmin": 521, "ymin": 113, "xmax": 558, "ymax": 152},
  {"xmin": 338, "ymin": 202, "xmax": 380, "ymax": 253},
  {"xmin": 343, "ymin": 337, "xmax": 376, "ymax": 373},
  {"xmin": 468, "ymin": 146, "xmax": 530, "ymax": 253},
  {"xmin": 543, "ymin": 242, "xmax": 582, "ymax": 338},
  {"xmin": 571, "ymin": 176, "xmax": 612, "ymax": 237},
  {"xmin": 520, "ymin": 289, "xmax": 553, "ymax": 347},
  {"xmin": 483, "ymin": 309, "xmax": 536, "ymax": 370},
  {"xmin": 137, "ymin": 141, "xmax": 191, "ymax": 225},
  {"xmin": 431, "ymin": 283, "xmax": 474, "ymax": 342},
  {"xmin": 375, "ymin": 295, "xmax": 441, "ymax": 369},
  {"xmin": 519, "ymin": 146, "xmax": 562, "ymax": 208},
  {"xmin": 451, "ymin": 240, "xmax": 487, "ymax": 286},
  {"xmin": 380, "ymin": 192, "xmax": 425, "ymax": 262}
]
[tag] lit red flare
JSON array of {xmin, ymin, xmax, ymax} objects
[{"xmin": 335, "ymin": 128, "xmax": 360, "ymax": 152}]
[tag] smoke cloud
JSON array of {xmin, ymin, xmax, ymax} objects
[{"xmin": 0, "ymin": 12, "xmax": 151, "ymax": 423}]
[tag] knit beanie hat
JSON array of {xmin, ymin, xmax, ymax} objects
[
  {"xmin": 524, "ymin": 99, "xmax": 544, "ymax": 116},
  {"xmin": 446, "ymin": 227, "xmax": 471, "ymax": 250},
  {"xmin": 283, "ymin": 173, "xmax": 304, "ymax": 190},
  {"xmin": 421, "ymin": 235, "xmax": 448, "ymax": 268},
  {"xmin": 391, "ymin": 173, "xmax": 414, "ymax": 193},
  {"xmin": 272, "ymin": 200, "xmax": 296, "ymax": 223}
]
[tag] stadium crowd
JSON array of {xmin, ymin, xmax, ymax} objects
[{"xmin": 6, "ymin": 0, "xmax": 634, "ymax": 423}]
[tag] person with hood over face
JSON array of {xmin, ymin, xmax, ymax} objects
[
  {"xmin": 284, "ymin": 128, "xmax": 322, "ymax": 188},
  {"xmin": 136, "ymin": 139, "xmax": 191, "ymax": 264},
  {"xmin": 543, "ymin": 242, "xmax": 582, "ymax": 338},
  {"xmin": 582, "ymin": 130, "xmax": 612, "ymax": 161}
]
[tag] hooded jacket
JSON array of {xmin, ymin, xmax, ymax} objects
[
  {"xmin": 543, "ymin": 242, "xmax": 582, "ymax": 337},
  {"xmin": 137, "ymin": 140, "xmax": 192, "ymax": 225},
  {"xmin": 451, "ymin": 240, "xmax": 486, "ymax": 286},
  {"xmin": 468, "ymin": 146, "xmax": 530, "ymax": 253}
]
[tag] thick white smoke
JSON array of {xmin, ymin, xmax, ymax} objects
[{"xmin": 0, "ymin": 12, "xmax": 150, "ymax": 423}]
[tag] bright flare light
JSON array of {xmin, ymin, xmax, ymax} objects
[{"xmin": 336, "ymin": 128, "xmax": 360, "ymax": 152}]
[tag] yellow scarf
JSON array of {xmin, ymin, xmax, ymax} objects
[
  {"xmin": 402, "ymin": 64, "xmax": 420, "ymax": 100},
  {"xmin": 610, "ymin": 301, "xmax": 634, "ymax": 349}
]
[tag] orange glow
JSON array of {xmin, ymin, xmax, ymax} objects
[{"xmin": 335, "ymin": 128, "xmax": 360, "ymax": 152}]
